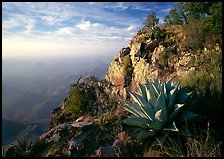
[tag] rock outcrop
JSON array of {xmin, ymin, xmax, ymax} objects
[{"xmin": 105, "ymin": 25, "xmax": 197, "ymax": 98}]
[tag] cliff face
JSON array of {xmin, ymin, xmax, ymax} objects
[{"xmin": 105, "ymin": 25, "xmax": 197, "ymax": 99}]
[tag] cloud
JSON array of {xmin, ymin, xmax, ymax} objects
[
  {"xmin": 126, "ymin": 25, "xmax": 134, "ymax": 31},
  {"xmin": 2, "ymin": 18, "xmax": 20, "ymax": 29},
  {"xmin": 40, "ymin": 16, "xmax": 61, "ymax": 25},
  {"xmin": 2, "ymin": 2, "xmax": 176, "ymax": 59},
  {"xmin": 55, "ymin": 27, "xmax": 74, "ymax": 35},
  {"xmin": 104, "ymin": 2, "xmax": 129, "ymax": 10},
  {"xmin": 25, "ymin": 19, "xmax": 35, "ymax": 33},
  {"xmin": 161, "ymin": 8, "xmax": 172, "ymax": 13},
  {"xmin": 76, "ymin": 20, "xmax": 92, "ymax": 30}
]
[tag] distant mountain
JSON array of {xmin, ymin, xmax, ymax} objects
[
  {"xmin": 2, "ymin": 61, "xmax": 109, "ymax": 146},
  {"xmin": 2, "ymin": 118, "xmax": 47, "ymax": 146}
]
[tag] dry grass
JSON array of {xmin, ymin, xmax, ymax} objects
[{"xmin": 185, "ymin": 123, "xmax": 222, "ymax": 157}]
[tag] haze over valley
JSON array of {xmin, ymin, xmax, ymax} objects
[{"xmin": 2, "ymin": 56, "xmax": 110, "ymax": 145}]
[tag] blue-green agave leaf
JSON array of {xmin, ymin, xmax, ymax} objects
[
  {"xmin": 163, "ymin": 121, "xmax": 179, "ymax": 132},
  {"xmin": 131, "ymin": 92, "xmax": 155, "ymax": 121},
  {"xmin": 129, "ymin": 92, "xmax": 142, "ymax": 107},
  {"xmin": 168, "ymin": 85, "xmax": 179, "ymax": 113},
  {"xmin": 123, "ymin": 103, "xmax": 146, "ymax": 118},
  {"xmin": 169, "ymin": 104, "xmax": 185, "ymax": 121},
  {"xmin": 177, "ymin": 92, "xmax": 192, "ymax": 104},
  {"xmin": 176, "ymin": 110, "xmax": 200, "ymax": 125},
  {"xmin": 145, "ymin": 80, "xmax": 158, "ymax": 108},
  {"xmin": 154, "ymin": 77, "xmax": 159, "ymax": 89},
  {"xmin": 156, "ymin": 136, "xmax": 166, "ymax": 145},
  {"xmin": 134, "ymin": 93, "xmax": 156, "ymax": 121},
  {"xmin": 123, "ymin": 103, "xmax": 140, "ymax": 117},
  {"xmin": 162, "ymin": 82, "xmax": 168, "ymax": 102},
  {"xmin": 137, "ymin": 129, "xmax": 157, "ymax": 140},
  {"xmin": 145, "ymin": 84, "xmax": 151, "ymax": 100},
  {"xmin": 138, "ymin": 83, "xmax": 147, "ymax": 100},
  {"xmin": 155, "ymin": 109, "xmax": 168, "ymax": 122},
  {"xmin": 146, "ymin": 80, "xmax": 159, "ymax": 98},
  {"xmin": 179, "ymin": 127, "xmax": 192, "ymax": 136},
  {"xmin": 127, "ymin": 103, "xmax": 152, "ymax": 119},
  {"xmin": 123, "ymin": 117, "xmax": 150, "ymax": 129},
  {"xmin": 150, "ymin": 119, "xmax": 164, "ymax": 131},
  {"xmin": 156, "ymin": 92, "xmax": 167, "ymax": 111},
  {"xmin": 166, "ymin": 78, "xmax": 174, "ymax": 92}
]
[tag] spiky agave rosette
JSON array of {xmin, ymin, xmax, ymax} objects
[{"xmin": 122, "ymin": 78, "xmax": 200, "ymax": 144}]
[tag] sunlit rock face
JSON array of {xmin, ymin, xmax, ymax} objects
[{"xmin": 105, "ymin": 25, "xmax": 197, "ymax": 99}]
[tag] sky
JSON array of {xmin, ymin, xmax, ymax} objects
[{"xmin": 2, "ymin": 2, "xmax": 176, "ymax": 59}]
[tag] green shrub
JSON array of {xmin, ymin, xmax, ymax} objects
[
  {"xmin": 122, "ymin": 55, "xmax": 133, "ymax": 77},
  {"xmin": 65, "ymin": 83, "xmax": 88, "ymax": 115},
  {"xmin": 183, "ymin": 15, "xmax": 206, "ymax": 50},
  {"xmin": 144, "ymin": 26, "xmax": 167, "ymax": 40},
  {"xmin": 195, "ymin": 47, "xmax": 222, "ymax": 73},
  {"xmin": 181, "ymin": 70, "xmax": 222, "ymax": 129}
]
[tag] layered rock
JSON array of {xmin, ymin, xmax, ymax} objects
[{"xmin": 105, "ymin": 25, "xmax": 198, "ymax": 98}]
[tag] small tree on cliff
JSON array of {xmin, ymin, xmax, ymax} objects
[{"xmin": 143, "ymin": 12, "xmax": 159, "ymax": 28}]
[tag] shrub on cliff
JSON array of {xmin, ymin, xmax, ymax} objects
[
  {"xmin": 143, "ymin": 12, "xmax": 159, "ymax": 28},
  {"xmin": 65, "ymin": 83, "xmax": 89, "ymax": 116},
  {"xmin": 181, "ymin": 70, "xmax": 222, "ymax": 131},
  {"xmin": 122, "ymin": 55, "xmax": 133, "ymax": 78}
]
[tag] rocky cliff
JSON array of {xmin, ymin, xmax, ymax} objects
[{"xmin": 105, "ymin": 25, "xmax": 198, "ymax": 99}]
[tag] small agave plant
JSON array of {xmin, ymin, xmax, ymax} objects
[{"xmin": 122, "ymin": 78, "xmax": 199, "ymax": 144}]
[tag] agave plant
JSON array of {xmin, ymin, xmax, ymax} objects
[{"xmin": 122, "ymin": 78, "xmax": 199, "ymax": 144}]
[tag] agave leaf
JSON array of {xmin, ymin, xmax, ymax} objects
[
  {"xmin": 163, "ymin": 121, "xmax": 179, "ymax": 132},
  {"xmin": 146, "ymin": 80, "xmax": 159, "ymax": 99},
  {"xmin": 168, "ymin": 85, "xmax": 179, "ymax": 113},
  {"xmin": 145, "ymin": 80, "xmax": 158, "ymax": 107},
  {"xmin": 123, "ymin": 117, "xmax": 151, "ymax": 129},
  {"xmin": 166, "ymin": 78, "xmax": 173, "ymax": 92},
  {"xmin": 145, "ymin": 84, "xmax": 151, "ymax": 101},
  {"xmin": 129, "ymin": 92, "xmax": 152, "ymax": 119},
  {"xmin": 176, "ymin": 110, "xmax": 200, "ymax": 125},
  {"xmin": 172, "ymin": 82, "xmax": 180, "ymax": 88},
  {"xmin": 138, "ymin": 83, "xmax": 147, "ymax": 100},
  {"xmin": 123, "ymin": 103, "xmax": 140, "ymax": 117},
  {"xmin": 155, "ymin": 109, "xmax": 168, "ymax": 122},
  {"xmin": 156, "ymin": 92, "xmax": 167, "ymax": 111},
  {"xmin": 123, "ymin": 103, "xmax": 146, "ymax": 118},
  {"xmin": 134, "ymin": 93, "xmax": 156, "ymax": 121},
  {"xmin": 169, "ymin": 104, "xmax": 185, "ymax": 121},
  {"xmin": 150, "ymin": 119, "xmax": 163, "ymax": 131},
  {"xmin": 179, "ymin": 127, "xmax": 192, "ymax": 136},
  {"xmin": 152, "ymin": 83, "xmax": 159, "ymax": 97},
  {"xmin": 177, "ymin": 92, "xmax": 192, "ymax": 104},
  {"xmin": 154, "ymin": 77, "xmax": 159, "ymax": 90},
  {"xmin": 137, "ymin": 129, "xmax": 157, "ymax": 140},
  {"xmin": 162, "ymin": 82, "xmax": 168, "ymax": 102},
  {"xmin": 126, "ymin": 103, "xmax": 152, "ymax": 119},
  {"xmin": 156, "ymin": 136, "xmax": 166, "ymax": 145},
  {"xmin": 148, "ymin": 99, "xmax": 157, "ymax": 110},
  {"xmin": 145, "ymin": 84, "xmax": 157, "ymax": 109},
  {"xmin": 129, "ymin": 92, "xmax": 142, "ymax": 107}
]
